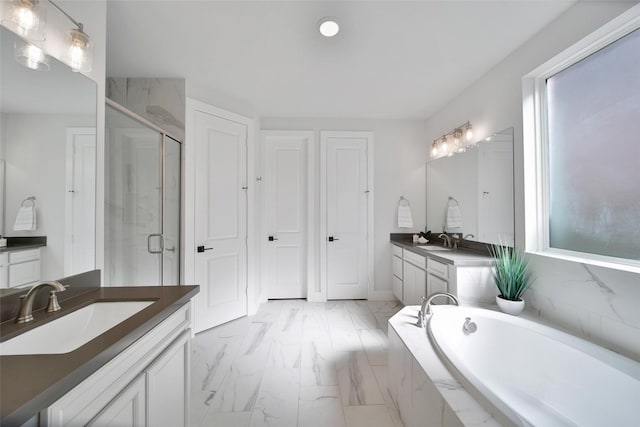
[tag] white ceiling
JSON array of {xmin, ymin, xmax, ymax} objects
[{"xmin": 106, "ymin": 1, "xmax": 577, "ymax": 120}]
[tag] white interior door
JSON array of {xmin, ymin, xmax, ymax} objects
[
  {"xmin": 65, "ymin": 128, "xmax": 96, "ymax": 276},
  {"xmin": 194, "ymin": 109, "xmax": 248, "ymax": 332},
  {"xmin": 264, "ymin": 132, "xmax": 309, "ymax": 299},
  {"xmin": 321, "ymin": 132, "xmax": 372, "ymax": 300},
  {"xmin": 478, "ymin": 139, "xmax": 514, "ymax": 245}
]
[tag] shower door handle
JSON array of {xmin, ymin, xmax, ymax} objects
[{"xmin": 147, "ymin": 234, "xmax": 164, "ymax": 254}]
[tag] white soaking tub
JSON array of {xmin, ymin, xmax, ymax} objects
[{"xmin": 427, "ymin": 306, "xmax": 640, "ymax": 427}]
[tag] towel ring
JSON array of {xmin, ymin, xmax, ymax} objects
[
  {"xmin": 448, "ymin": 196, "xmax": 459, "ymax": 206},
  {"xmin": 21, "ymin": 196, "xmax": 36, "ymax": 207},
  {"xmin": 398, "ymin": 196, "xmax": 410, "ymax": 207}
]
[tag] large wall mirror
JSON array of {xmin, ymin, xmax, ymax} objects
[
  {"xmin": 0, "ymin": 26, "xmax": 97, "ymax": 283},
  {"xmin": 426, "ymin": 127, "xmax": 514, "ymax": 246}
]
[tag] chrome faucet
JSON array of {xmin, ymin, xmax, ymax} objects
[
  {"xmin": 439, "ymin": 233, "xmax": 453, "ymax": 248},
  {"xmin": 415, "ymin": 292, "xmax": 460, "ymax": 328},
  {"xmin": 15, "ymin": 281, "xmax": 67, "ymax": 323}
]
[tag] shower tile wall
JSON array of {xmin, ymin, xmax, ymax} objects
[
  {"xmin": 526, "ymin": 255, "xmax": 640, "ymax": 361},
  {"xmin": 106, "ymin": 77, "xmax": 185, "ymax": 141}
]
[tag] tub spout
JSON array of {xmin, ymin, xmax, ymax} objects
[{"xmin": 416, "ymin": 292, "xmax": 460, "ymax": 328}]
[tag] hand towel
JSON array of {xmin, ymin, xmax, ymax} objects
[
  {"xmin": 14, "ymin": 206, "xmax": 36, "ymax": 231},
  {"xmin": 397, "ymin": 204, "xmax": 414, "ymax": 228},
  {"xmin": 445, "ymin": 205, "xmax": 462, "ymax": 229}
]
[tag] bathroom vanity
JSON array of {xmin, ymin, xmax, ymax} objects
[
  {"xmin": 0, "ymin": 238, "xmax": 47, "ymax": 289},
  {"xmin": 390, "ymin": 235, "xmax": 497, "ymax": 307},
  {"xmin": 0, "ymin": 285, "xmax": 199, "ymax": 426}
]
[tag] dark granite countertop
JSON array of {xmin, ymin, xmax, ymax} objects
[
  {"xmin": 390, "ymin": 234, "xmax": 493, "ymax": 266},
  {"xmin": 0, "ymin": 236, "xmax": 47, "ymax": 254},
  {"xmin": 0, "ymin": 285, "xmax": 199, "ymax": 425}
]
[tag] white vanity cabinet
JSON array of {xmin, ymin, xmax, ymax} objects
[
  {"xmin": 43, "ymin": 303, "xmax": 191, "ymax": 427},
  {"xmin": 0, "ymin": 248, "xmax": 42, "ymax": 289},
  {"xmin": 391, "ymin": 240, "xmax": 496, "ymax": 308}
]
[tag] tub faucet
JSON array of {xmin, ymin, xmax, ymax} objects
[
  {"xmin": 416, "ymin": 292, "xmax": 460, "ymax": 328},
  {"xmin": 15, "ymin": 281, "xmax": 67, "ymax": 323}
]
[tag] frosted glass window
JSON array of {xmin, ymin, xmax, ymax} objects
[{"xmin": 546, "ymin": 28, "xmax": 640, "ymax": 261}]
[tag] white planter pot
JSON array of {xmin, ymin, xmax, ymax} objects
[{"xmin": 496, "ymin": 295, "xmax": 525, "ymax": 316}]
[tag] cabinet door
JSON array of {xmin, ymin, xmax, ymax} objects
[
  {"xmin": 403, "ymin": 261, "xmax": 426, "ymax": 306},
  {"xmin": 87, "ymin": 375, "xmax": 146, "ymax": 427},
  {"xmin": 392, "ymin": 275, "xmax": 403, "ymax": 302},
  {"xmin": 146, "ymin": 330, "xmax": 190, "ymax": 427},
  {"xmin": 392, "ymin": 255, "xmax": 403, "ymax": 279},
  {"xmin": 427, "ymin": 274, "xmax": 448, "ymax": 298}
]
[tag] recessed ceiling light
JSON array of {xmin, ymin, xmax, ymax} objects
[{"xmin": 318, "ymin": 17, "xmax": 339, "ymax": 37}]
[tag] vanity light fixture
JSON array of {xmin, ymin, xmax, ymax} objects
[
  {"xmin": 48, "ymin": 0, "xmax": 93, "ymax": 72},
  {"xmin": 14, "ymin": 37, "xmax": 50, "ymax": 70},
  {"xmin": 464, "ymin": 122, "xmax": 474, "ymax": 141},
  {"xmin": 1, "ymin": 0, "xmax": 47, "ymax": 41},
  {"xmin": 431, "ymin": 121, "xmax": 474, "ymax": 160},
  {"xmin": 318, "ymin": 17, "xmax": 340, "ymax": 37}
]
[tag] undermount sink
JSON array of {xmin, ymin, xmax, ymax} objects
[
  {"xmin": 416, "ymin": 245, "xmax": 453, "ymax": 252},
  {"xmin": 0, "ymin": 301, "xmax": 154, "ymax": 356}
]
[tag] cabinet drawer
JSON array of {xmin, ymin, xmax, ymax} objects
[
  {"xmin": 427, "ymin": 258, "xmax": 448, "ymax": 280},
  {"xmin": 9, "ymin": 248, "xmax": 40, "ymax": 264},
  {"xmin": 392, "ymin": 255, "xmax": 403, "ymax": 279},
  {"xmin": 0, "ymin": 253, "xmax": 7, "ymax": 265},
  {"xmin": 392, "ymin": 244, "xmax": 403, "ymax": 257},
  {"xmin": 404, "ymin": 250, "xmax": 426, "ymax": 270},
  {"xmin": 8, "ymin": 260, "xmax": 40, "ymax": 288}
]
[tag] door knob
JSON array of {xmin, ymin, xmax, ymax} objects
[
  {"xmin": 328, "ymin": 236, "xmax": 339, "ymax": 242},
  {"xmin": 268, "ymin": 236, "xmax": 279, "ymax": 241},
  {"xmin": 197, "ymin": 245, "xmax": 213, "ymax": 253}
]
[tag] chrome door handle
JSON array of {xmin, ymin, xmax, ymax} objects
[
  {"xmin": 147, "ymin": 234, "xmax": 164, "ymax": 254},
  {"xmin": 165, "ymin": 246, "xmax": 176, "ymax": 253}
]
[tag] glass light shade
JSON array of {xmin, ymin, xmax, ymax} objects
[
  {"xmin": 441, "ymin": 137, "xmax": 448, "ymax": 154},
  {"xmin": 465, "ymin": 125, "xmax": 474, "ymax": 141},
  {"xmin": 14, "ymin": 38, "xmax": 50, "ymax": 71},
  {"xmin": 1, "ymin": 0, "xmax": 46, "ymax": 41},
  {"xmin": 431, "ymin": 143, "xmax": 439, "ymax": 157},
  {"xmin": 62, "ymin": 27, "xmax": 93, "ymax": 73},
  {"xmin": 319, "ymin": 18, "xmax": 339, "ymax": 37}
]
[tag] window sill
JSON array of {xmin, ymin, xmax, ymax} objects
[{"xmin": 526, "ymin": 249, "xmax": 640, "ymax": 275}]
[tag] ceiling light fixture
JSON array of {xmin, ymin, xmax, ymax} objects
[
  {"xmin": 430, "ymin": 121, "xmax": 474, "ymax": 160},
  {"xmin": 48, "ymin": 0, "xmax": 93, "ymax": 72},
  {"xmin": 1, "ymin": 0, "xmax": 47, "ymax": 41},
  {"xmin": 318, "ymin": 17, "xmax": 340, "ymax": 37}
]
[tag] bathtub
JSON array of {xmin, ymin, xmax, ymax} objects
[{"xmin": 427, "ymin": 306, "xmax": 640, "ymax": 427}]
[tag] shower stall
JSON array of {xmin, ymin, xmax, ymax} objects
[{"xmin": 104, "ymin": 99, "xmax": 181, "ymax": 286}]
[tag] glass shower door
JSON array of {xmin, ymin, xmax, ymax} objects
[
  {"xmin": 162, "ymin": 136, "xmax": 181, "ymax": 285},
  {"xmin": 105, "ymin": 104, "xmax": 163, "ymax": 285}
]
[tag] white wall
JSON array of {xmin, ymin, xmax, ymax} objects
[
  {"xmin": 423, "ymin": 1, "xmax": 640, "ymax": 360},
  {"xmin": 261, "ymin": 118, "xmax": 426, "ymax": 300},
  {"xmin": 2, "ymin": 113, "xmax": 94, "ymax": 279}
]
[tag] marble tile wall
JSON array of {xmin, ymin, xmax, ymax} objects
[
  {"xmin": 106, "ymin": 77, "xmax": 185, "ymax": 141},
  {"xmin": 526, "ymin": 254, "xmax": 640, "ymax": 361},
  {"xmin": 190, "ymin": 300, "xmax": 404, "ymax": 427}
]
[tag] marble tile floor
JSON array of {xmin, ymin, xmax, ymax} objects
[{"xmin": 190, "ymin": 300, "xmax": 405, "ymax": 427}]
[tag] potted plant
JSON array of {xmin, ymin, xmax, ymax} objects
[{"xmin": 488, "ymin": 243, "xmax": 532, "ymax": 315}]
